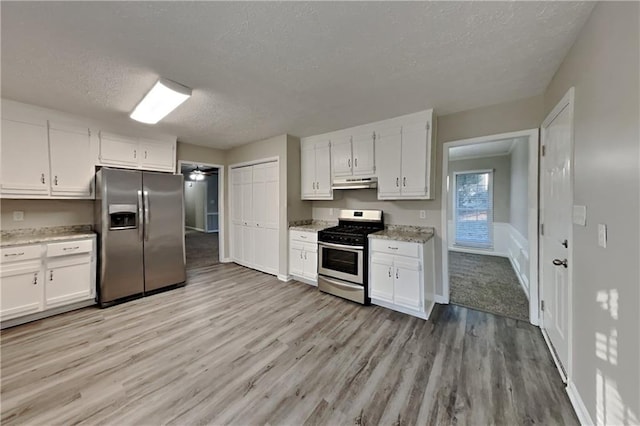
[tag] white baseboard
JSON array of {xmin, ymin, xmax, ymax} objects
[
  {"xmin": 186, "ymin": 226, "xmax": 206, "ymax": 232},
  {"xmin": 449, "ymin": 246, "xmax": 510, "ymax": 258},
  {"xmin": 508, "ymin": 255, "xmax": 530, "ymax": 300},
  {"xmin": 371, "ymin": 298, "xmax": 427, "ymax": 320},
  {"xmin": 567, "ymin": 380, "xmax": 594, "ymax": 426},
  {"xmin": 277, "ymin": 274, "xmax": 292, "ymax": 282},
  {"xmin": 220, "ymin": 257, "xmax": 233, "ymax": 263},
  {"xmin": 289, "ymin": 274, "xmax": 317, "ymax": 286},
  {"xmin": 1, "ymin": 298, "xmax": 96, "ymax": 329},
  {"xmin": 540, "ymin": 327, "xmax": 568, "ymax": 383},
  {"xmin": 434, "ymin": 294, "xmax": 449, "ymax": 304}
]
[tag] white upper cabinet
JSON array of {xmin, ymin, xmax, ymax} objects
[
  {"xmin": 48, "ymin": 123, "xmax": 94, "ymax": 198},
  {"xmin": 376, "ymin": 109, "xmax": 436, "ymax": 200},
  {"xmin": 99, "ymin": 132, "xmax": 175, "ymax": 172},
  {"xmin": 331, "ymin": 131, "xmax": 375, "ymax": 178},
  {"xmin": 300, "ymin": 138, "xmax": 332, "ymax": 200},
  {"xmin": 1, "ymin": 118, "xmax": 50, "ymax": 197}
]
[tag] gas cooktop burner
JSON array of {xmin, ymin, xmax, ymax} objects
[{"xmin": 318, "ymin": 209, "xmax": 384, "ymax": 246}]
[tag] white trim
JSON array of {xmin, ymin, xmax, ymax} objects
[
  {"xmin": 539, "ymin": 87, "xmax": 575, "ymax": 380},
  {"xmin": 185, "ymin": 226, "xmax": 206, "ymax": 232},
  {"xmin": 220, "ymin": 257, "xmax": 233, "ymax": 263},
  {"xmin": 434, "ymin": 294, "xmax": 448, "ymax": 304},
  {"xmin": 449, "ymin": 152, "xmax": 511, "ymax": 162},
  {"xmin": 278, "ymin": 274, "xmax": 293, "ymax": 282},
  {"xmin": 371, "ymin": 298, "xmax": 428, "ymax": 320},
  {"xmin": 228, "ymin": 156, "xmax": 280, "ymax": 170},
  {"xmin": 289, "ymin": 274, "xmax": 317, "ymax": 286},
  {"xmin": 178, "ymin": 160, "xmax": 225, "ymax": 264},
  {"xmin": 566, "ymin": 381, "xmax": 595, "ymax": 426},
  {"xmin": 453, "ymin": 169, "xmax": 494, "ymax": 249},
  {"xmin": 541, "ymin": 327, "xmax": 568, "ymax": 383},
  {"xmin": 441, "ymin": 128, "xmax": 540, "ymax": 325}
]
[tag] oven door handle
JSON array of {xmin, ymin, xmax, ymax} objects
[{"xmin": 318, "ymin": 242, "xmax": 364, "ymax": 251}]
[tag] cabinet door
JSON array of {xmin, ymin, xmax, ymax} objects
[
  {"xmin": 314, "ymin": 141, "xmax": 332, "ymax": 198},
  {"xmin": 1, "ymin": 118, "xmax": 50, "ymax": 196},
  {"xmin": 99, "ymin": 132, "xmax": 139, "ymax": 166},
  {"xmin": 303, "ymin": 242, "xmax": 318, "ymax": 281},
  {"xmin": 45, "ymin": 257, "xmax": 92, "ymax": 309},
  {"xmin": 331, "ymin": 135, "xmax": 352, "ymax": 177},
  {"xmin": 400, "ymin": 122, "xmax": 429, "ymax": 198},
  {"xmin": 394, "ymin": 258, "xmax": 422, "ymax": 310},
  {"xmin": 48, "ymin": 123, "xmax": 94, "ymax": 198},
  {"xmin": 301, "ymin": 144, "xmax": 316, "ymax": 199},
  {"xmin": 290, "ymin": 243, "xmax": 305, "ymax": 277},
  {"xmin": 370, "ymin": 254, "xmax": 394, "ymax": 303},
  {"xmin": 139, "ymin": 139, "xmax": 175, "ymax": 171},
  {"xmin": 375, "ymin": 126, "xmax": 402, "ymax": 199},
  {"xmin": 0, "ymin": 266, "xmax": 42, "ymax": 321},
  {"xmin": 351, "ymin": 131, "xmax": 375, "ymax": 176}
]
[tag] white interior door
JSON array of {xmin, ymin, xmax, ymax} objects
[{"xmin": 540, "ymin": 89, "xmax": 574, "ymax": 378}]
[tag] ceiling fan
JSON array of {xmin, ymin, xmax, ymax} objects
[{"xmin": 187, "ymin": 165, "xmax": 217, "ymax": 181}]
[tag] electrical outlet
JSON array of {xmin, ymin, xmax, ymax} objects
[
  {"xmin": 598, "ymin": 224, "xmax": 607, "ymax": 248},
  {"xmin": 419, "ymin": 210, "xmax": 426, "ymax": 219},
  {"xmin": 13, "ymin": 211, "xmax": 24, "ymax": 221}
]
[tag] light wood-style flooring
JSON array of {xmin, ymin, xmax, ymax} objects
[{"xmin": 1, "ymin": 263, "xmax": 578, "ymax": 425}]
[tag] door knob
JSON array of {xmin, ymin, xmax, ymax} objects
[{"xmin": 552, "ymin": 258, "xmax": 568, "ymax": 268}]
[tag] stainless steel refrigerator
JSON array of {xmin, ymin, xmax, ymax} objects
[{"xmin": 95, "ymin": 167, "xmax": 186, "ymax": 306}]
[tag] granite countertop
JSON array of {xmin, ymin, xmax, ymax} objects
[
  {"xmin": 288, "ymin": 220, "xmax": 337, "ymax": 232},
  {"xmin": 0, "ymin": 225, "xmax": 96, "ymax": 247},
  {"xmin": 369, "ymin": 225, "xmax": 435, "ymax": 244}
]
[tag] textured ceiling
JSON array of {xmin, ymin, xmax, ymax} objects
[{"xmin": 1, "ymin": 2, "xmax": 594, "ymax": 148}]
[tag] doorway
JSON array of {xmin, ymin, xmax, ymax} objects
[
  {"xmin": 179, "ymin": 161, "xmax": 223, "ymax": 269},
  {"xmin": 441, "ymin": 129, "xmax": 540, "ymax": 324}
]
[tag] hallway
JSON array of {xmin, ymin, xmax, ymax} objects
[{"xmin": 185, "ymin": 230, "xmax": 219, "ymax": 269}]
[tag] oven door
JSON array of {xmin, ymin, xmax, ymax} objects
[{"xmin": 317, "ymin": 242, "xmax": 364, "ymax": 284}]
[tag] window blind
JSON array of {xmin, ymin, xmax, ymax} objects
[{"xmin": 454, "ymin": 170, "xmax": 493, "ymax": 248}]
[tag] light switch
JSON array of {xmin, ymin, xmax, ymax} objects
[
  {"xmin": 13, "ymin": 211, "xmax": 24, "ymax": 221},
  {"xmin": 573, "ymin": 205, "xmax": 587, "ymax": 226},
  {"xmin": 598, "ymin": 224, "xmax": 607, "ymax": 248}
]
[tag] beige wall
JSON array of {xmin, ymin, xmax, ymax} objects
[
  {"xmin": 286, "ymin": 135, "xmax": 313, "ymax": 223},
  {"xmin": 544, "ymin": 2, "xmax": 639, "ymax": 423},
  {"xmin": 184, "ymin": 181, "xmax": 206, "ymax": 230},
  {"xmin": 447, "ymin": 155, "xmax": 511, "ymax": 223},
  {"xmin": 177, "ymin": 141, "xmax": 226, "ymax": 166},
  {"xmin": 0, "ymin": 199, "xmax": 94, "ymax": 231},
  {"xmin": 225, "ymin": 134, "xmax": 289, "ymax": 276}
]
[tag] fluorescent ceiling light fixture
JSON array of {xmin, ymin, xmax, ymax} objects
[{"xmin": 130, "ymin": 78, "xmax": 192, "ymax": 124}]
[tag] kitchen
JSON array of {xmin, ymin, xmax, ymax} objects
[{"xmin": 1, "ymin": 2, "xmax": 639, "ymax": 425}]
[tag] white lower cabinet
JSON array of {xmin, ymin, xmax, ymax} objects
[
  {"xmin": 369, "ymin": 238, "xmax": 436, "ymax": 319},
  {"xmin": 0, "ymin": 237, "xmax": 96, "ymax": 327},
  {"xmin": 289, "ymin": 230, "xmax": 318, "ymax": 285}
]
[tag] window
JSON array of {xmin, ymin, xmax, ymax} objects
[{"xmin": 454, "ymin": 170, "xmax": 493, "ymax": 248}]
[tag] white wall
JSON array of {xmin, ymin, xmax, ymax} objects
[
  {"xmin": 184, "ymin": 181, "xmax": 206, "ymax": 231},
  {"xmin": 509, "ymin": 139, "xmax": 529, "ymax": 239},
  {"xmin": 544, "ymin": 2, "xmax": 639, "ymax": 424}
]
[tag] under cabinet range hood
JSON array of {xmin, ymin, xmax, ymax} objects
[{"xmin": 332, "ymin": 177, "xmax": 378, "ymax": 190}]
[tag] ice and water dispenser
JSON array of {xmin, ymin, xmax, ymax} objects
[{"xmin": 108, "ymin": 204, "xmax": 138, "ymax": 230}]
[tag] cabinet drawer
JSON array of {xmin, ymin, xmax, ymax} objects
[
  {"xmin": 370, "ymin": 239, "xmax": 420, "ymax": 258},
  {"xmin": 1, "ymin": 245, "xmax": 42, "ymax": 263},
  {"xmin": 47, "ymin": 239, "xmax": 93, "ymax": 257},
  {"xmin": 290, "ymin": 230, "xmax": 317, "ymax": 244}
]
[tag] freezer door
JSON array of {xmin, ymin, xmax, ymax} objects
[
  {"xmin": 97, "ymin": 168, "xmax": 145, "ymax": 303},
  {"xmin": 142, "ymin": 172, "xmax": 186, "ymax": 292}
]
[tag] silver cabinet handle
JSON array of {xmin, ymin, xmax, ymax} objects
[
  {"xmin": 348, "ymin": 158, "xmax": 351, "ymax": 168},
  {"xmin": 354, "ymin": 158, "xmax": 358, "ymax": 168},
  {"xmin": 388, "ymin": 267, "xmax": 391, "ymax": 278},
  {"xmin": 144, "ymin": 150, "xmax": 148, "ymax": 159},
  {"xmin": 143, "ymin": 190, "xmax": 150, "ymax": 241},
  {"xmin": 396, "ymin": 269, "xmax": 399, "ymax": 279},
  {"xmin": 312, "ymin": 182, "xmax": 316, "ymax": 190},
  {"xmin": 134, "ymin": 149, "xmax": 137, "ymax": 159},
  {"xmin": 316, "ymin": 182, "xmax": 319, "ymax": 190},
  {"xmin": 396, "ymin": 177, "xmax": 399, "ymax": 187},
  {"xmin": 403, "ymin": 177, "xmax": 406, "ymax": 187},
  {"xmin": 41, "ymin": 173, "xmax": 46, "ymax": 184},
  {"xmin": 49, "ymin": 270, "xmax": 53, "ymax": 281},
  {"xmin": 299, "ymin": 235, "xmax": 307, "ymax": 239},
  {"xmin": 33, "ymin": 273, "xmax": 38, "ymax": 285},
  {"xmin": 4, "ymin": 252, "xmax": 25, "ymax": 257},
  {"xmin": 388, "ymin": 246, "xmax": 398, "ymax": 250},
  {"xmin": 300, "ymin": 250, "xmax": 303, "ymax": 259},
  {"xmin": 54, "ymin": 176, "xmax": 58, "ymax": 186},
  {"xmin": 137, "ymin": 190, "xmax": 144, "ymax": 242},
  {"xmin": 304, "ymin": 251, "xmax": 307, "ymax": 260},
  {"xmin": 62, "ymin": 246, "xmax": 80, "ymax": 251}
]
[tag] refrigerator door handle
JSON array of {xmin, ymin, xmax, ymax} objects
[
  {"xmin": 144, "ymin": 190, "xmax": 150, "ymax": 241},
  {"xmin": 137, "ymin": 190, "xmax": 144, "ymax": 242}
]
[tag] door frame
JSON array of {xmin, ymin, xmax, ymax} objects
[
  {"xmin": 440, "ymin": 128, "xmax": 540, "ymax": 325},
  {"xmin": 177, "ymin": 160, "xmax": 225, "ymax": 264},
  {"xmin": 539, "ymin": 87, "xmax": 575, "ymax": 383}
]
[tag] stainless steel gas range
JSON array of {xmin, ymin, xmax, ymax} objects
[{"xmin": 317, "ymin": 209, "xmax": 384, "ymax": 304}]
